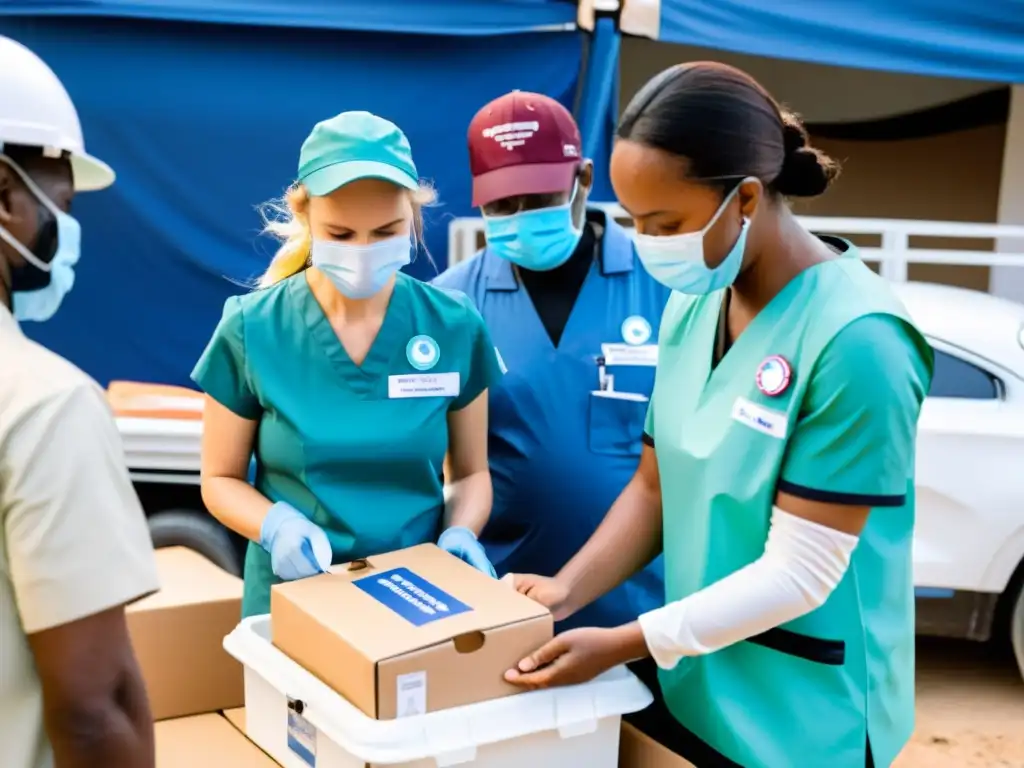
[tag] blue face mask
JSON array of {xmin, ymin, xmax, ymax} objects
[
  {"xmin": 0, "ymin": 156, "xmax": 82, "ymax": 323},
  {"xmin": 633, "ymin": 183, "xmax": 751, "ymax": 295},
  {"xmin": 311, "ymin": 234, "xmax": 412, "ymax": 299},
  {"xmin": 482, "ymin": 184, "xmax": 584, "ymax": 271}
]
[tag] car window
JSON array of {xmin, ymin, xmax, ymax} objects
[{"xmin": 929, "ymin": 349, "xmax": 999, "ymax": 400}]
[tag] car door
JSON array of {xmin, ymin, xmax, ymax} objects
[{"xmin": 914, "ymin": 339, "xmax": 1024, "ymax": 596}]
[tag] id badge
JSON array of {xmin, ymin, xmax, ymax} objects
[
  {"xmin": 601, "ymin": 343, "xmax": 658, "ymax": 367},
  {"xmin": 388, "ymin": 372, "xmax": 460, "ymax": 399}
]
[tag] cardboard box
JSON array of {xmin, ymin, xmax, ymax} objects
[
  {"xmin": 271, "ymin": 543, "xmax": 553, "ymax": 719},
  {"xmin": 619, "ymin": 723, "xmax": 697, "ymax": 768},
  {"xmin": 128, "ymin": 547, "xmax": 244, "ymax": 721},
  {"xmin": 155, "ymin": 714, "xmax": 279, "ymax": 766}
]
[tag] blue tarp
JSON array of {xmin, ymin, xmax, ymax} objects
[
  {"xmin": 658, "ymin": 0, "xmax": 1024, "ymax": 83},
  {"xmin": 0, "ymin": 0, "xmax": 577, "ymax": 35},
  {"xmin": 576, "ymin": 16, "xmax": 619, "ymax": 202},
  {"xmin": 0, "ymin": 15, "xmax": 582, "ymax": 387}
]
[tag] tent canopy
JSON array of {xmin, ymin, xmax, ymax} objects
[
  {"xmin": 615, "ymin": 0, "xmax": 1024, "ymax": 83},
  {"xmin": 0, "ymin": 0, "xmax": 577, "ymax": 35}
]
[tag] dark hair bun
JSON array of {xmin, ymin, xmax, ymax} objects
[{"xmin": 772, "ymin": 111, "xmax": 840, "ymax": 198}]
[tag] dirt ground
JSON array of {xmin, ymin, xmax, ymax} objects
[{"xmin": 894, "ymin": 638, "xmax": 1024, "ymax": 767}]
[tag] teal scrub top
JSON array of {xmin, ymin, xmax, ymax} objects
[
  {"xmin": 192, "ymin": 271, "xmax": 503, "ymax": 617},
  {"xmin": 645, "ymin": 245, "xmax": 933, "ymax": 768}
]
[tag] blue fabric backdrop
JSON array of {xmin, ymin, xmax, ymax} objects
[
  {"xmin": 0, "ymin": 0, "xmax": 578, "ymax": 34},
  {"xmin": 0, "ymin": 16, "xmax": 582, "ymax": 387},
  {"xmin": 658, "ymin": 0, "xmax": 1024, "ymax": 83},
  {"xmin": 576, "ymin": 15, "xmax": 620, "ymax": 202}
]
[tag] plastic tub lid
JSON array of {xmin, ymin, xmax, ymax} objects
[{"xmin": 224, "ymin": 615, "xmax": 653, "ymax": 765}]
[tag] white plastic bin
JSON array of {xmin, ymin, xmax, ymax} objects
[{"xmin": 223, "ymin": 615, "xmax": 653, "ymax": 768}]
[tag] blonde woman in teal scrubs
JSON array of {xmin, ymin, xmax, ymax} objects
[
  {"xmin": 193, "ymin": 111, "xmax": 504, "ymax": 617},
  {"xmin": 504, "ymin": 64, "xmax": 933, "ymax": 768}
]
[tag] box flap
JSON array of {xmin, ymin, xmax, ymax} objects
[
  {"xmin": 130, "ymin": 547, "xmax": 241, "ymax": 612},
  {"xmin": 273, "ymin": 544, "xmax": 549, "ymax": 661}
]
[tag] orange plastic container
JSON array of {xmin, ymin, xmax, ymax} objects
[{"xmin": 107, "ymin": 380, "xmax": 205, "ymax": 421}]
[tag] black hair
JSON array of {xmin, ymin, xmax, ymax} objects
[
  {"xmin": 0, "ymin": 143, "xmax": 47, "ymax": 166},
  {"xmin": 618, "ymin": 62, "xmax": 840, "ymax": 198}
]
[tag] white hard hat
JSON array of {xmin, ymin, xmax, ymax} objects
[{"xmin": 0, "ymin": 36, "xmax": 114, "ymax": 191}]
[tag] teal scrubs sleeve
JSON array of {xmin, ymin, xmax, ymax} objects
[
  {"xmin": 778, "ymin": 314, "xmax": 933, "ymax": 506},
  {"xmin": 191, "ymin": 296, "xmax": 262, "ymax": 420},
  {"xmin": 451, "ymin": 298, "xmax": 503, "ymax": 411},
  {"xmin": 642, "ymin": 396, "xmax": 655, "ymax": 446},
  {"xmin": 642, "ymin": 292, "xmax": 681, "ymax": 449}
]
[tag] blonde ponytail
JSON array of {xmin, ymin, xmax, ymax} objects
[
  {"xmin": 256, "ymin": 181, "xmax": 438, "ymax": 288},
  {"xmin": 257, "ymin": 184, "xmax": 312, "ymax": 288}
]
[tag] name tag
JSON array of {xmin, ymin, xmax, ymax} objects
[
  {"xmin": 388, "ymin": 372, "xmax": 460, "ymax": 399},
  {"xmin": 601, "ymin": 343, "xmax": 659, "ymax": 367},
  {"xmin": 731, "ymin": 396, "xmax": 788, "ymax": 439}
]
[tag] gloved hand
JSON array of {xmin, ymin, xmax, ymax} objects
[
  {"xmin": 438, "ymin": 526, "xmax": 497, "ymax": 578},
  {"xmin": 259, "ymin": 502, "xmax": 333, "ymax": 581}
]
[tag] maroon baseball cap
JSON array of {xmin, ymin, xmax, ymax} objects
[{"xmin": 467, "ymin": 91, "xmax": 582, "ymax": 207}]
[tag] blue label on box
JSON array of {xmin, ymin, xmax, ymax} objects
[
  {"xmin": 354, "ymin": 567, "xmax": 472, "ymax": 626},
  {"xmin": 287, "ymin": 710, "xmax": 316, "ymax": 766}
]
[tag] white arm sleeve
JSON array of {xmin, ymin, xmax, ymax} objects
[{"xmin": 638, "ymin": 506, "xmax": 860, "ymax": 670}]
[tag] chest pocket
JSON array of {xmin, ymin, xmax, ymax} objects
[
  {"xmin": 587, "ymin": 352, "xmax": 656, "ymax": 457},
  {"xmin": 588, "ymin": 391, "xmax": 648, "ymax": 457}
]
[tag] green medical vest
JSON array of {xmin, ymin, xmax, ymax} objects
[
  {"xmin": 192, "ymin": 271, "xmax": 502, "ymax": 617},
  {"xmin": 646, "ymin": 252, "xmax": 933, "ymax": 768}
]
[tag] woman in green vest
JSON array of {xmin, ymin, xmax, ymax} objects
[{"xmin": 503, "ymin": 62, "xmax": 933, "ymax": 768}]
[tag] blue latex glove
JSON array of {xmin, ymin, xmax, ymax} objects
[
  {"xmin": 438, "ymin": 526, "xmax": 497, "ymax": 578},
  {"xmin": 259, "ymin": 502, "xmax": 332, "ymax": 581}
]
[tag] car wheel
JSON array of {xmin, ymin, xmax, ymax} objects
[
  {"xmin": 1013, "ymin": 584, "xmax": 1024, "ymax": 682},
  {"xmin": 148, "ymin": 509, "xmax": 242, "ymax": 577}
]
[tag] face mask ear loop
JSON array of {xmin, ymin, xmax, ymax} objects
[
  {"xmin": 0, "ymin": 155, "xmax": 61, "ymax": 273},
  {"xmin": 0, "ymin": 219, "xmax": 48, "ymax": 273},
  {"xmin": 567, "ymin": 178, "xmax": 585, "ymax": 236}
]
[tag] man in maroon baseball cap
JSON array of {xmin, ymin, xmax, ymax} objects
[
  {"xmin": 432, "ymin": 91, "xmax": 670, "ymax": 639},
  {"xmin": 465, "ymin": 90, "xmax": 593, "ymax": 273},
  {"xmin": 468, "ymin": 90, "xmax": 586, "ymax": 212}
]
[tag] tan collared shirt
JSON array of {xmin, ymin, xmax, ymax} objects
[{"xmin": 0, "ymin": 304, "xmax": 159, "ymax": 768}]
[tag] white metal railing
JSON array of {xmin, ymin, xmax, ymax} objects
[{"xmin": 447, "ymin": 205, "xmax": 1024, "ymax": 283}]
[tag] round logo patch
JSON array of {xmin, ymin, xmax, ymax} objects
[
  {"xmin": 406, "ymin": 335, "xmax": 440, "ymax": 371},
  {"xmin": 756, "ymin": 355, "xmax": 792, "ymax": 397},
  {"xmin": 621, "ymin": 315, "xmax": 652, "ymax": 346}
]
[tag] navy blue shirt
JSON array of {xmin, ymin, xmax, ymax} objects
[{"xmin": 433, "ymin": 210, "xmax": 670, "ymax": 629}]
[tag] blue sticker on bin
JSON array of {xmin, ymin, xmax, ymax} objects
[
  {"xmin": 287, "ymin": 710, "xmax": 316, "ymax": 766},
  {"xmin": 354, "ymin": 567, "xmax": 471, "ymax": 626}
]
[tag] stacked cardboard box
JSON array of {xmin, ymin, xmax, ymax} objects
[
  {"xmin": 128, "ymin": 547, "xmax": 245, "ymax": 721},
  {"xmin": 130, "ymin": 547, "xmax": 280, "ymax": 765},
  {"xmin": 155, "ymin": 713, "xmax": 279, "ymax": 767},
  {"xmin": 137, "ymin": 544, "xmax": 681, "ymax": 766},
  {"xmin": 618, "ymin": 723, "xmax": 698, "ymax": 768}
]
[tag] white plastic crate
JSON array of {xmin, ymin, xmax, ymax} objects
[{"xmin": 223, "ymin": 615, "xmax": 653, "ymax": 768}]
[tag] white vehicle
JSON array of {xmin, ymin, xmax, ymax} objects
[
  {"xmin": 111, "ymin": 383, "xmax": 243, "ymax": 575},
  {"xmin": 894, "ymin": 282, "xmax": 1024, "ymax": 674},
  {"xmin": 114, "ymin": 282, "xmax": 1024, "ymax": 675}
]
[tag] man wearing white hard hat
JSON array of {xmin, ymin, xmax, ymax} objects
[{"xmin": 0, "ymin": 36, "xmax": 159, "ymax": 768}]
